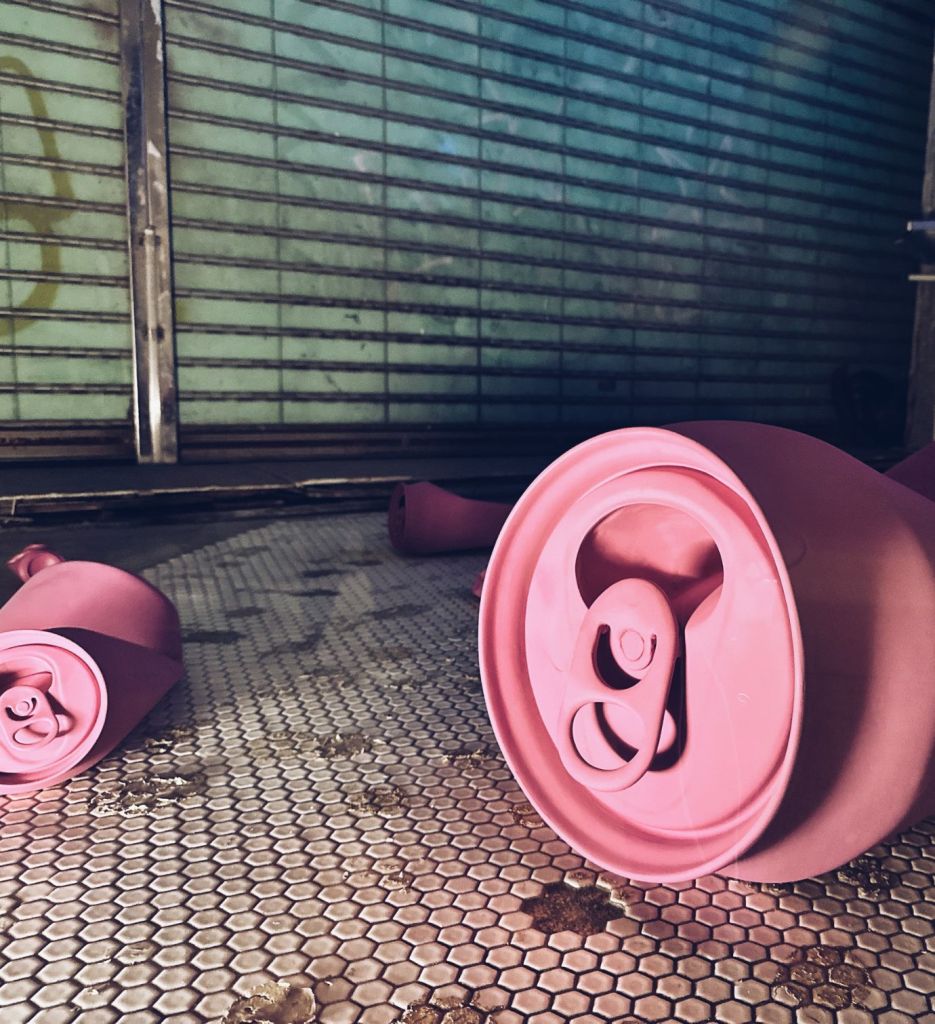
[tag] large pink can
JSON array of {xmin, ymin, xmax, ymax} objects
[{"xmin": 479, "ymin": 421, "xmax": 935, "ymax": 882}]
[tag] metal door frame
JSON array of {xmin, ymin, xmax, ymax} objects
[{"xmin": 119, "ymin": 0, "xmax": 178, "ymax": 464}]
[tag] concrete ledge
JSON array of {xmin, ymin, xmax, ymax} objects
[{"xmin": 0, "ymin": 455, "xmax": 548, "ymax": 523}]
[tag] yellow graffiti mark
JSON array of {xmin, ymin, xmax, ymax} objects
[{"xmin": 0, "ymin": 56, "xmax": 75, "ymax": 337}]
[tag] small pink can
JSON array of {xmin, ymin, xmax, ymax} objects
[{"xmin": 0, "ymin": 551, "xmax": 184, "ymax": 794}]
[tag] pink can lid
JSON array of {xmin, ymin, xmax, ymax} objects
[
  {"xmin": 0, "ymin": 630, "xmax": 107, "ymax": 794},
  {"xmin": 479, "ymin": 427, "xmax": 803, "ymax": 882}
]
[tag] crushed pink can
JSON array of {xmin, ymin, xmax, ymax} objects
[{"xmin": 0, "ymin": 548, "xmax": 184, "ymax": 794}]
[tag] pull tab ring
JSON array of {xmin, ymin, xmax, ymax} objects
[
  {"xmin": 0, "ymin": 684, "xmax": 61, "ymax": 751},
  {"xmin": 555, "ymin": 578, "xmax": 679, "ymax": 792}
]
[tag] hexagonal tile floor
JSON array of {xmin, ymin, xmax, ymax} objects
[{"xmin": 1, "ymin": 512, "xmax": 933, "ymax": 1024}]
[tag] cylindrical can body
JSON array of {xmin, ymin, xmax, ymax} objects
[{"xmin": 479, "ymin": 422, "xmax": 935, "ymax": 882}]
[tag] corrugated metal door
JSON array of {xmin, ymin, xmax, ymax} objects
[
  {"xmin": 164, "ymin": 0, "xmax": 930, "ymax": 453},
  {"xmin": 0, "ymin": 0, "xmax": 134, "ymax": 459}
]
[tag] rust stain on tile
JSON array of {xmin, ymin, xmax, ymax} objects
[
  {"xmin": 594, "ymin": 873, "xmax": 636, "ymax": 909},
  {"xmin": 759, "ymin": 881, "xmax": 794, "ymax": 896},
  {"xmin": 772, "ymin": 979, "xmax": 809, "ymax": 1007},
  {"xmin": 342, "ymin": 855, "xmax": 415, "ymax": 892},
  {"xmin": 805, "ymin": 946, "xmax": 845, "ymax": 968},
  {"xmin": 222, "ymin": 981, "xmax": 316, "ymax": 1024},
  {"xmin": 316, "ymin": 732, "xmax": 371, "ymax": 759},
  {"xmin": 89, "ymin": 771, "xmax": 206, "ymax": 818},
  {"xmin": 441, "ymin": 744, "xmax": 501, "ymax": 769},
  {"xmin": 381, "ymin": 869, "xmax": 415, "ymax": 890},
  {"xmin": 139, "ymin": 723, "xmax": 197, "ymax": 754},
  {"xmin": 769, "ymin": 945, "xmax": 873, "ymax": 1011},
  {"xmin": 294, "ymin": 670, "xmax": 353, "ymax": 691},
  {"xmin": 836, "ymin": 854, "xmax": 897, "ymax": 897},
  {"xmin": 249, "ymin": 729, "xmax": 371, "ymax": 764},
  {"xmin": 346, "ymin": 783, "xmax": 412, "ymax": 816},
  {"xmin": 398, "ymin": 991, "xmax": 504, "ymax": 1024},
  {"xmin": 401, "ymin": 1008, "xmax": 444, "ymax": 1024},
  {"xmin": 509, "ymin": 801, "xmax": 542, "ymax": 828},
  {"xmin": 115, "ymin": 940, "xmax": 157, "ymax": 965},
  {"xmin": 375, "ymin": 857, "xmax": 415, "ymax": 891},
  {"xmin": 521, "ymin": 881, "xmax": 627, "ymax": 936}
]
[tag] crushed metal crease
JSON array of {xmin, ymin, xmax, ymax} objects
[{"xmin": 0, "ymin": 512, "xmax": 933, "ymax": 1024}]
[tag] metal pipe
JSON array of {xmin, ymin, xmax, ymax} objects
[{"xmin": 119, "ymin": 0, "xmax": 179, "ymax": 464}]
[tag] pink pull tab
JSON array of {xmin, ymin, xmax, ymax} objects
[
  {"xmin": 0, "ymin": 683, "xmax": 61, "ymax": 751},
  {"xmin": 556, "ymin": 578, "xmax": 679, "ymax": 792},
  {"xmin": 7, "ymin": 544, "xmax": 65, "ymax": 583}
]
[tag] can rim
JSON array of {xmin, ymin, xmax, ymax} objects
[
  {"xmin": 478, "ymin": 425, "xmax": 804, "ymax": 882},
  {"xmin": 0, "ymin": 629, "xmax": 108, "ymax": 795}
]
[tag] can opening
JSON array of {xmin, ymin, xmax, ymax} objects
[
  {"xmin": 571, "ymin": 654, "xmax": 684, "ymax": 772},
  {"xmin": 0, "ymin": 633, "xmax": 107, "ymax": 788},
  {"xmin": 570, "ymin": 503, "xmax": 722, "ymax": 775},
  {"xmin": 575, "ymin": 503, "xmax": 724, "ymax": 622}
]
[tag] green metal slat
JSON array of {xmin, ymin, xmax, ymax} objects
[
  {"xmin": 172, "ymin": 321, "xmax": 900, "ymax": 367},
  {"xmin": 172, "ymin": 0, "xmax": 929, "ymax": 123},
  {"xmin": 164, "ymin": 8, "xmax": 926, "ymax": 161},
  {"xmin": 166, "ymin": 145, "xmax": 903, "ymax": 261},
  {"xmin": 166, "ymin": 94, "xmax": 916, "ymax": 220},
  {"xmin": 0, "ymin": 2, "xmax": 121, "ymax": 54},
  {"xmin": 2, "ymin": 159, "xmax": 125, "ymax": 207},
  {"xmin": 171, "ymin": 259, "xmax": 908, "ymax": 328},
  {"xmin": 473, "ymin": 0, "xmax": 931, "ymax": 58},
  {"xmin": 165, "ymin": 36, "xmax": 924, "ymax": 189},
  {"xmin": 1, "ymin": 95, "xmax": 121, "ymax": 138}
]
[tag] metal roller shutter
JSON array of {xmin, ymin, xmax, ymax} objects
[
  {"xmin": 163, "ymin": 0, "xmax": 932, "ymax": 452},
  {"xmin": 0, "ymin": 0, "xmax": 134, "ymax": 459}
]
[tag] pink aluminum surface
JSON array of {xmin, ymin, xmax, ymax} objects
[
  {"xmin": 479, "ymin": 422, "xmax": 935, "ymax": 883},
  {"xmin": 6, "ymin": 544, "xmax": 65, "ymax": 582},
  {"xmin": 0, "ymin": 548, "xmax": 184, "ymax": 794},
  {"xmin": 388, "ymin": 481, "xmax": 511, "ymax": 555},
  {"xmin": 885, "ymin": 442, "xmax": 935, "ymax": 503}
]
